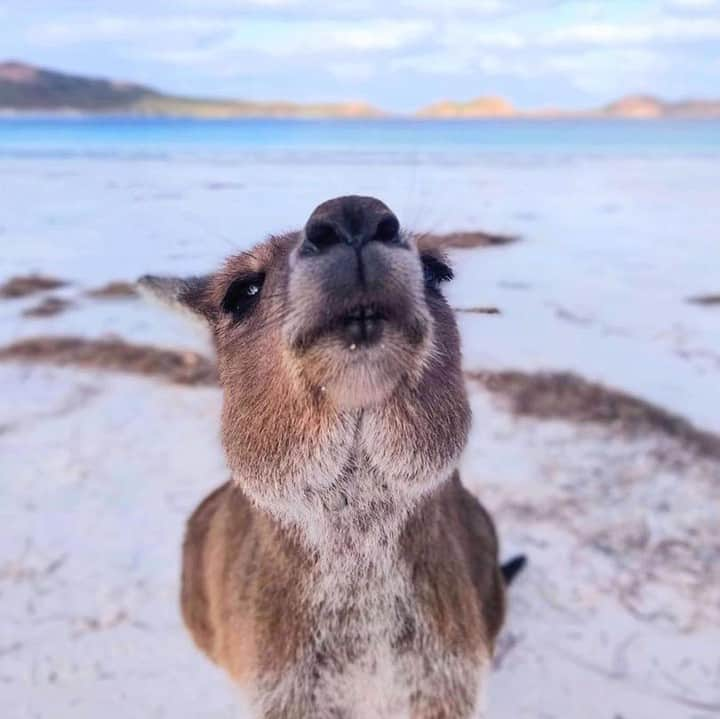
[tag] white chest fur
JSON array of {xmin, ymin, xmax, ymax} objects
[
  {"xmin": 255, "ymin": 560, "xmax": 486, "ymax": 719},
  {"xmin": 299, "ymin": 565, "xmax": 419, "ymax": 718},
  {"xmin": 253, "ymin": 471, "xmax": 487, "ymax": 718}
]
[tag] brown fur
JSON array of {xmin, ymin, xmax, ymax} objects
[
  {"xmin": 141, "ymin": 196, "xmax": 509, "ymax": 718},
  {"xmin": 181, "ymin": 476, "xmax": 504, "ymax": 659},
  {"xmin": 181, "ymin": 476, "xmax": 505, "ymax": 716}
]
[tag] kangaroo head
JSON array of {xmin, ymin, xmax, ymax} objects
[{"xmin": 140, "ymin": 196, "xmax": 470, "ymax": 526}]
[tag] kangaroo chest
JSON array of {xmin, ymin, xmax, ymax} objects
[
  {"xmin": 249, "ymin": 462, "xmax": 488, "ymax": 718},
  {"xmin": 254, "ymin": 558, "xmax": 485, "ymax": 719}
]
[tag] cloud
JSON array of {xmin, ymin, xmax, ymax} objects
[
  {"xmin": 25, "ymin": 13, "xmax": 432, "ymax": 54},
  {"xmin": 28, "ymin": 10, "xmax": 720, "ymax": 54},
  {"xmin": 171, "ymin": 0, "xmax": 518, "ymax": 16},
  {"xmin": 327, "ymin": 61, "xmax": 377, "ymax": 82},
  {"xmin": 666, "ymin": 0, "xmax": 717, "ymax": 8},
  {"xmin": 25, "ymin": 16, "xmax": 229, "ymax": 46},
  {"xmin": 545, "ymin": 48, "xmax": 667, "ymax": 94},
  {"xmin": 542, "ymin": 17, "xmax": 720, "ymax": 46}
]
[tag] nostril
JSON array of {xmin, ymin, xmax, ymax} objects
[
  {"xmin": 302, "ymin": 198, "xmax": 402, "ymax": 254},
  {"xmin": 373, "ymin": 215, "xmax": 400, "ymax": 245},
  {"xmin": 303, "ymin": 220, "xmax": 342, "ymax": 254}
]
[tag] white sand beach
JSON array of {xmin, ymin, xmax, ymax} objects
[{"xmin": 1, "ymin": 146, "xmax": 719, "ymax": 717}]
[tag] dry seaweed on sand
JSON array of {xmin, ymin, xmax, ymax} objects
[
  {"xmin": 468, "ymin": 369, "xmax": 720, "ymax": 460},
  {"xmin": 454, "ymin": 306, "xmax": 501, "ymax": 315},
  {"xmin": 0, "ymin": 336, "xmax": 218, "ymax": 386},
  {"xmin": 687, "ymin": 293, "xmax": 720, "ymax": 306},
  {"xmin": 22, "ymin": 296, "xmax": 73, "ymax": 318},
  {"xmin": 86, "ymin": 281, "xmax": 138, "ymax": 299},
  {"xmin": 0, "ymin": 274, "xmax": 68, "ymax": 298},
  {"xmin": 420, "ymin": 230, "xmax": 519, "ymax": 250}
]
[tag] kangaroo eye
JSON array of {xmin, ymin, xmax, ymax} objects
[
  {"xmin": 222, "ymin": 273, "xmax": 265, "ymax": 320},
  {"xmin": 421, "ymin": 253, "xmax": 453, "ymax": 291}
]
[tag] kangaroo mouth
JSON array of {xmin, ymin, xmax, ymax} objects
[
  {"xmin": 291, "ymin": 297, "xmax": 431, "ymax": 355},
  {"xmin": 338, "ymin": 304, "xmax": 389, "ymax": 347},
  {"xmin": 293, "ymin": 302, "xmax": 394, "ymax": 353}
]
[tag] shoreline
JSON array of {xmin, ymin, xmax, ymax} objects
[{"xmin": 3, "ymin": 111, "xmax": 720, "ymax": 121}]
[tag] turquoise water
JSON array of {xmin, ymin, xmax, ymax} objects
[{"xmin": 1, "ymin": 117, "xmax": 719, "ymax": 158}]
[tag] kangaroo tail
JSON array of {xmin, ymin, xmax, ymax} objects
[{"xmin": 501, "ymin": 555, "xmax": 527, "ymax": 586}]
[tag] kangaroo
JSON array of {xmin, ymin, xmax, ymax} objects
[{"xmin": 139, "ymin": 196, "xmax": 524, "ymax": 718}]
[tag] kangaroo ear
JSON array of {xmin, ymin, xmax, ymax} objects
[{"xmin": 137, "ymin": 274, "xmax": 214, "ymax": 322}]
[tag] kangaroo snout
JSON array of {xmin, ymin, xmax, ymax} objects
[
  {"xmin": 292, "ymin": 196, "xmax": 417, "ymax": 332},
  {"xmin": 286, "ymin": 196, "xmax": 432, "ymax": 408}
]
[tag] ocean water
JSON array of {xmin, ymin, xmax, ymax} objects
[
  {"xmin": 1, "ymin": 117, "xmax": 719, "ymax": 431},
  {"xmin": 1, "ymin": 117, "xmax": 720, "ymax": 157}
]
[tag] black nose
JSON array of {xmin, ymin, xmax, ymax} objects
[{"xmin": 301, "ymin": 195, "xmax": 401, "ymax": 255}]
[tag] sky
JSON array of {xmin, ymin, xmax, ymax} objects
[{"xmin": 1, "ymin": 0, "xmax": 719, "ymax": 111}]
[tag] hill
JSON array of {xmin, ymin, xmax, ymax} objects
[
  {"xmin": 417, "ymin": 96, "xmax": 515, "ymax": 118},
  {"xmin": 599, "ymin": 94, "xmax": 720, "ymax": 119},
  {"xmin": 417, "ymin": 92, "xmax": 720, "ymax": 119},
  {"xmin": 0, "ymin": 61, "xmax": 154, "ymax": 112},
  {"xmin": 3, "ymin": 62, "xmax": 720, "ymax": 119},
  {"xmin": 0, "ymin": 61, "xmax": 383, "ymax": 119}
]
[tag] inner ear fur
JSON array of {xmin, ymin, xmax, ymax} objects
[
  {"xmin": 137, "ymin": 274, "xmax": 214, "ymax": 320},
  {"xmin": 415, "ymin": 236, "xmax": 452, "ymax": 267},
  {"xmin": 415, "ymin": 241, "xmax": 454, "ymax": 285}
]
